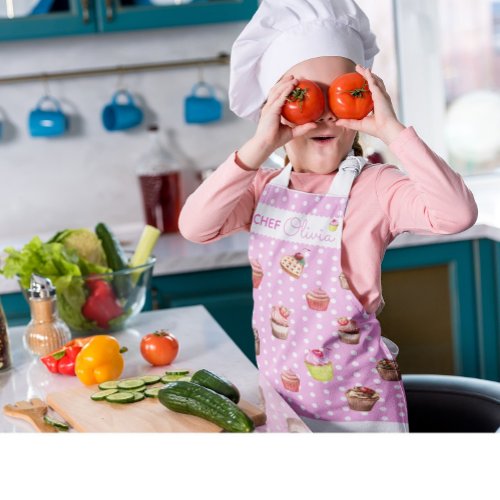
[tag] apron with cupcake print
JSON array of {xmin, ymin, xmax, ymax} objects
[{"xmin": 249, "ymin": 152, "xmax": 409, "ymax": 432}]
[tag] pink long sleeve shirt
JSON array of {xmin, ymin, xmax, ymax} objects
[{"xmin": 179, "ymin": 126, "xmax": 478, "ymax": 315}]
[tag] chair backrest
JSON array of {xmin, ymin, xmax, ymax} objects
[{"xmin": 402, "ymin": 374, "xmax": 500, "ymax": 433}]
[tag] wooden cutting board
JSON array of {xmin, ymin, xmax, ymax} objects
[{"xmin": 47, "ymin": 385, "xmax": 266, "ymax": 433}]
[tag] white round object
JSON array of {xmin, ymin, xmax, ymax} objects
[{"xmin": 444, "ymin": 90, "xmax": 500, "ymax": 162}]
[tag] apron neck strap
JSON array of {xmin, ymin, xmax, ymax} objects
[
  {"xmin": 327, "ymin": 152, "xmax": 367, "ymax": 196},
  {"xmin": 269, "ymin": 150, "xmax": 368, "ymax": 196}
]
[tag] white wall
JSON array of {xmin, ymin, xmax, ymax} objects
[{"xmin": 0, "ymin": 23, "xmax": 256, "ymax": 239}]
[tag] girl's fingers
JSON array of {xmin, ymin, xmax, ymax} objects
[
  {"xmin": 335, "ymin": 118, "xmax": 365, "ymax": 131},
  {"xmin": 291, "ymin": 121, "xmax": 319, "ymax": 138},
  {"xmin": 267, "ymin": 75, "xmax": 298, "ymax": 105}
]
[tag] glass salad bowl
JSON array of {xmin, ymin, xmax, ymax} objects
[{"xmin": 21, "ymin": 253, "xmax": 156, "ymax": 334}]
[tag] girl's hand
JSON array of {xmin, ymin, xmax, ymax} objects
[
  {"xmin": 254, "ymin": 75, "xmax": 319, "ymax": 151},
  {"xmin": 335, "ymin": 64, "xmax": 405, "ymax": 144}
]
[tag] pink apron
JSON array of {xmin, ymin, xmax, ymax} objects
[{"xmin": 249, "ymin": 153, "xmax": 409, "ymax": 432}]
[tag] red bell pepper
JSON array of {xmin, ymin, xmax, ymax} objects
[
  {"xmin": 41, "ymin": 344, "xmax": 80, "ymax": 375},
  {"xmin": 82, "ymin": 279, "xmax": 124, "ymax": 329}
]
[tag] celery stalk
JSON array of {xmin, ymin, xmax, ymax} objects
[{"xmin": 130, "ymin": 225, "xmax": 160, "ymax": 284}]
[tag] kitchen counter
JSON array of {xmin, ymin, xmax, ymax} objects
[
  {"xmin": 0, "ymin": 305, "xmax": 310, "ymax": 433},
  {"xmin": 1, "ymin": 171, "xmax": 499, "ymax": 296}
]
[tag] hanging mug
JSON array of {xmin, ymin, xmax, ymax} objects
[
  {"xmin": 29, "ymin": 95, "xmax": 68, "ymax": 138},
  {"xmin": 102, "ymin": 89, "xmax": 144, "ymax": 131},
  {"xmin": 184, "ymin": 82, "xmax": 222, "ymax": 124}
]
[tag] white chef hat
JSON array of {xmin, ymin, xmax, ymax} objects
[{"xmin": 228, "ymin": 0, "xmax": 379, "ymax": 122}]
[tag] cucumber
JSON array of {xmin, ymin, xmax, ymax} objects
[
  {"xmin": 95, "ymin": 222, "xmax": 132, "ymax": 299},
  {"xmin": 98, "ymin": 380, "xmax": 119, "ymax": 390},
  {"xmin": 106, "ymin": 392, "xmax": 135, "ymax": 404},
  {"xmin": 117, "ymin": 379, "xmax": 146, "ymax": 391},
  {"xmin": 141, "ymin": 375, "xmax": 162, "ymax": 385},
  {"xmin": 158, "ymin": 381, "xmax": 254, "ymax": 433},
  {"xmin": 190, "ymin": 369, "xmax": 240, "ymax": 404},
  {"xmin": 44, "ymin": 415, "xmax": 70, "ymax": 431},
  {"xmin": 132, "ymin": 392, "xmax": 145, "ymax": 403},
  {"xmin": 161, "ymin": 370, "xmax": 190, "ymax": 383},
  {"xmin": 144, "ymin": 387, "xmax": 161, "ymax": 398},
  {"xmin": 91, "ymin": 389, "xmax": 119, "ymax": 401}
]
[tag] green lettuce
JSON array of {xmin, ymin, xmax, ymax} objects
[{"xmin": 0, "ymin": 236, "xmax": 113, "ymax": 331}]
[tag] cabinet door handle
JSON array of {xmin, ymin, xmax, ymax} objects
[
  {"xmin": 105, "ymin": 0, "xmax": 114, "ymax": 21},
  {"xmin": 80, "ymin": 0, "xmax": 90, "ymax": 23}
]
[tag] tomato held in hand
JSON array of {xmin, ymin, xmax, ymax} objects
[
  {"xmin": 328, "ymin": 72, "xmax": 373, "ymax": 120},
  {"xmin": 281, "ymin": 79, "xmax": 325, "ymax": 125},
  {"xmin": 140, "ymin": 330, "xmax": 179, "ymax": 366}
]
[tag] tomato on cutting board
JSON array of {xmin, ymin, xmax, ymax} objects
[
  {"xmin": 328, "ymin": 72, "xmax": 373, "ymax": 120},
  {"xmin": 140, "ymin": 330, "xmax": 179, "ymax": 366},
  {"xmin": 281, "ymin": 79, "xmax": 325, "ymax": 125}
]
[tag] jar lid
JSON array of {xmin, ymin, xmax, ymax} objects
[{"xmin": 28, "ymin": 274, "xmax": 56, "ymax": 299}]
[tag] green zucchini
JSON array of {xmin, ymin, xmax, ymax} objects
[
  {"xmin": 158, "ymin": 381, "xmax": 254, "ymax": 433},
  {"xmin": 95, "ymin": 222, "xmax": 132, "ymax": 299},
  {"xmin": 144, "ymin": 387, "xmax": 161, "ymax": 398},
  {"xmin": 190, "ymin": 369, "xmax": 240, "ymax": 404},
  {"xmin": 132, "ymin": 392, "xmax": 145, "ymax": 403}
]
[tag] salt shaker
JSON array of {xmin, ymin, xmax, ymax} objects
[
  {"xmin": 24, "ymin": 274, "xmax": 71, "ymax": 357},
  {"xmin": 0, "ymin": 298, "xmax": 12, "ymax": 371}
]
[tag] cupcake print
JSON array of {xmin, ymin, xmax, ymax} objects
[
  {"xmin": 376, "ymin": 358, "xmax": 402, "ymax": 381},
  {"xmin": 345, "ymin": 386, "xmax": 380, "ymax": 412},
  {"xmin": 281, "ymin": 369, "xmax": 300, "ymax": 392},
  {"xmin": 305, "ymin": 287, "xmax": 330, "ymax": 311},
  {"xmin": 250, "ymin": 259, "xmax": 263, "ymax": 288},
  {"xmin": 304, "ymin": 348, "xmax": 333, "ymax": 382},
  {"xmin": 337, "ymin": 317, "xmax": 360, "ymax": 344},
  {"xmin": 253, "ymin": 328, "xmax": 260, "ymax": 356},
  {"xmin": 280, "ymin": 252, "xmax": 305, "ymax": 279},
  {"xmin": 328, "ymin": 218, "xmax": 339, "ymax": 231},
  {"xmin": 270, "ymin": 306, "xmax": 290, "ymax": 340}
]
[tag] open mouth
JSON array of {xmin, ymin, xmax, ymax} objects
[{"xmin": 311, "ymin": 136, "xmax": 336, "ymax": 143}]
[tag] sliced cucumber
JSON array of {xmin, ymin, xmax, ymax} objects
[
  {"xmin": 106, "ymin": 392, "xmax": 136, "ymax": 404},
  {"xmin": 117, "ymin": 379, "xmax": 146, "ymax": 391},
  {"xmin": 144, "ymin": 387, "xmax": 161, "ymax": 398},
  {"xmin": 91, "ymin": 389, "xmax": 119, "ymax": 401},
  {"xmin": 132, "ymin": 392, "xmax": 145, "ymax": 402},
  {"xmin": 98, "ymin": 380, "xmax": 119, "ymax": 390},
  {"xmin": 141, "ymin": 375, "xmax": 162, "ymax": 385},
  {"xmin": 44, "ymin": 415, "xmax": 69, "ymax": 431},
  {"xmin": 161, "ymin": 371, "xmax": 191, "ymax": 383}
]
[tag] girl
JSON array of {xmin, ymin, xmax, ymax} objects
[{"xmin": 179, "ymin": 0, "xmax": 478, "ymax": 432}]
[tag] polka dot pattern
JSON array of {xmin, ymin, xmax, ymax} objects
[{"xmin": 250, "ymin": 181, "xmax": 408, "ymax": 430}]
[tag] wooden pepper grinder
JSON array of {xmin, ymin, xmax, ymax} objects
[
  {"xmin": 0, "ymin": 298, "xmax": 12, "ymax": 372},
  {"xmin": 24, "ymin": 274, "xmax": 71, "ymax": 356}
]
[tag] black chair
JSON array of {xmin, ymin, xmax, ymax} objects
[{"xmin": 402, "ymin": 374, "xmax": 500, "ymax": 433}]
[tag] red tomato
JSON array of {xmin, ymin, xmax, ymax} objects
[
  {"xmin": 281, "ymin": 79, "xmax": 325, "ymax": 125},
  {"xmin": 328, "ymin": 72, "xmax": 373, "ymax": 120},
  {"xmin": 140, "ymin": 330, "xmax": 179, "ymax": 366}
]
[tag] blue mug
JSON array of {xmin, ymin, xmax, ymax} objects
[
  {"xmin": 184, "ymin": 82, "xmax": 222, "ymax": 124},
  {"xmin": 102, "ymin": 90, "xmax": 143, "ymax": 131},
  {"xmin": 29, "ymin": 96, "xmax": 68, "ymax": 137}
]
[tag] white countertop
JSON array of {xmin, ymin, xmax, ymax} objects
[
  {"xmin": 1, "ymin": 172, "xmax": 499, "ymax": 296},
  {"xmin": 0, "ymin": 305, "xmax": 310, "ymax": 433}
]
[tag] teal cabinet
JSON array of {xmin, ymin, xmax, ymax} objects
[
  {"xmin": 0, "ymin": 0, "xmax": 258, "ymax": 42},
  {"xmin": 98, "ymin": 0, "xmax": 259, "ymax": 33},
  {"xmin": 0, "ymin": 0, "xmax": 96, "ymax": 42}
]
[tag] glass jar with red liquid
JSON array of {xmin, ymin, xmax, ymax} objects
[{"xmin": 137, "ymin": 125, "xmax": 182, "ymax": 233}]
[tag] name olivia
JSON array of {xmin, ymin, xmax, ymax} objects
[{"xmin": 253, "ymin": 214, "xmax": 337, "ymax": 242}]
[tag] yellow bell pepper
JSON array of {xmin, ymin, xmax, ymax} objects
[{"xmin": 75, "ymin": 335, "xmax": 127, "ymax": 386}]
